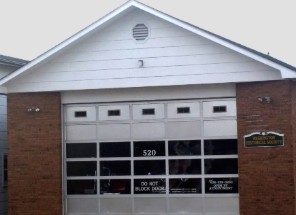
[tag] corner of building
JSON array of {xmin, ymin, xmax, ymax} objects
[
  {"xmin": 7, "ymin": 92, "xmax": 62, "ymax": 215},
  {"xmin": 236, "ymin": 80, "xmax": 295, "ymax": 215}
]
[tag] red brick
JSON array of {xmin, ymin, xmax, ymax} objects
[
  {"xmin": 7, "ymin": 92, "xmax": 62, "ymax": 215},
  {"xmin": 237, "ymin": 80, "xmax": 295, "ymax": 215}
]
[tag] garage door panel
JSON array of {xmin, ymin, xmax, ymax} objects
[
  {"xmin": 65, "ymin": 106, "xmax": 97, "ymax": 122},
  {"xmin": 133, "ymin": 104, "xmax": 165, "ymax": 120},
  {"xmin": 99, "ymin": 105, "xmax": 130, "ymax": 121},
  {"xmin": 203, "ymin": 101, "xmax": 236, "ymax": 117},
  {"xmin": 170, "ymin": 213, "xmax": 203, "ymax": 215},
  {"xmin": 98, "ymin": 124, "xmax": 131, "ymax": 140},
  {"xmin": 100, "ymin": 198, "xmax": 132, "ymax": 214},
  {"xmin": 67, "ymin": 198, "xmax": 98, "ymax": 213},
  {"xmin": 167, "ymin": 121, "xmax": 201, "ymax": 139},
  {"xmin": 168, "ymin": 102, "xmax": 200, "ymax": 118},
  {"xmin": 203, "ymin": 120, "xmax": 237, "ymax": 137},
  {"xmin": 204, "ymin": 197, "xmax": 239, "ymax": 213},
  {"xmin": 66, "ymin": 125, "xmax": 97, "ymax": 141},
  {"xmin": 134, "ymin": 198, "xmax": 167, "ymax": 213},
  {"xmin": 205, "ymin": 213, "xmax": 238, "ymax": 215},
  {"xmin": 132, "ymin": 122, "xmax": 165, "ymax": 139},
  {"xmin": 169, "ymin": 197, "xmax": 203, "ymax": 213}
]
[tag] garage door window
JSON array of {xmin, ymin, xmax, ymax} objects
[{"xmin": 66, "ymin": 139, "xmax": 237, "ymax": 195}]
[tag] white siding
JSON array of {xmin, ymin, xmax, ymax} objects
[
  {"xmin": 0, "ymin": 63, "xmax": 18, "ymax": 215},
  {"xmin": 0, "ymin": 95, "xmax": 7, "ymax": 215},
  {"xmin": 5, "ymin": 9, "xmax": 281, "ymax": 93},
  {"xmin": 0, "ymin": 95, "xmax": 7, "ymax": 153},
  {"xmin": 62, "ymin": 84, "xmax": 236, "ymax": 104}
]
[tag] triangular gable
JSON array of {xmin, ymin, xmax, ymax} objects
[{"xmin": 0, "ymin": 0, "xmax": 295, "ymax": 91}]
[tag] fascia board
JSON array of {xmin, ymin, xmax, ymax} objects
[{"xmin": 280, "ymin": 68, "xmax": 296, "ymax": 78}]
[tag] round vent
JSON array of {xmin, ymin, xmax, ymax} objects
[{"xmin": 132, "ymin": 24, "xmax": 149, "ymax": 41}]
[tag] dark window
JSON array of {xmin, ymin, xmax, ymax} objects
[
  {"xmin": 205, "ymin": 177, "xmax": 238, "ymax": 194},
  {"xmin": 204, "ymin": 139, "xmax": 237, "ymax": 155},
  {"xmin": 205, "ymin": 158, "xmax": 238, "ymax": 174},
  {"xmin": 100, "ymin": 142, "xmax": 130, "ymax": 157},
  {"xmin": 169, "ymin": 140, "xmax": 201, "ymax": 156},
  {"xmin": 67, "ymin": 180, "xmax": 97, "ymax": 195},
  {"xmin": 169, "ymin": 159, "xmax": 201, "ymax": 175},
  {"xmin": 142, "ymin": 108, "xmax": 155, "ymax": 115},
  {"xmin": 134, "ymin": 160, "xmax": 165, "ymax": 175},
  {"xmin": 67, "ymin": 161, "xmax": 97, "ymax": 176},
  {"xmin": 75, "ymin": 111, "xmax": 87, "ymax": 117},
  {"xmin": 66, "ymin": 143, "xmax": 96, "ymax": 158},
  {"xmin": 100, "ymin": 179, "xmax": 131, "ymax": 194},
  {"xmin": 213, "ymin": 106, "xmax": 227, "ymax": 113},
  {"xmin": 134, "ymin": 178, "xmax": 166, "ymax": 194},
  {"xmin": 169, "ymin": 178, "xmax": 201, "ymax": 194},
  {"xmin": 134, "ymin": 141, "xmax": 165, "ymax": 157},
  {"xmin": 100, "ymin": 161, "xmax": 131, "ymax": 176},
  {"xmin": 177, "ymin": 107, "xmax": 190, "ymax": 114},
  {"xmin": 108, "ymin": 110, "xmax": 121, "ymax": 116},
  {"xmin": 3, "ymin": 154, "xmax": 7, "ymax": 187}
]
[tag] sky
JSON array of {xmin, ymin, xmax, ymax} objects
[{"xmin": 0, "ymin": 0, "xmax": 295, "ymax": 67}]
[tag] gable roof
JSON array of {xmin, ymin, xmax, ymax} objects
[{"xmin": 0, "ymin": 0, "xmax": 295, "ymax": 86}]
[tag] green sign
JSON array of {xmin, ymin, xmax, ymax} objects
[{"xmin": 244, "ymin": 132, "xmax": 284, "ymax": 148}]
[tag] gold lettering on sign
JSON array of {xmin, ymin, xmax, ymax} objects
[{"xmin": 244, "ymin": 132, "xmax": 284, "ymax": 148}]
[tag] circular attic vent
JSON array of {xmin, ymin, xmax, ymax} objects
[{"xmin": 132, "ymin": 24, "xmax": 149, "ymax": 41}]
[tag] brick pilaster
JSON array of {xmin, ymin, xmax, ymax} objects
[
  {"xmin": 237, "ymin": 80, "xmax": 295, "ymax": 215},
  {"xmin": 7, "ymin": 92, "xmax": 62, "ymax": 215}
]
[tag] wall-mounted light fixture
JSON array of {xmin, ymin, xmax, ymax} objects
[
  {"xmin": 258, "ymin": 96, "xmax": 272, "ymax": 104},
  {"xmin": 138, "ymin": 60, "xmax": 144, "ymax": 67},
  {"xmin": 27, "ymin": 106, "xmax": 40, "ymax": 112}
]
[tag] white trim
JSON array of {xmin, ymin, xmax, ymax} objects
[
  {"xmin": 1, "ymin": 0, "xmax": 294, "ymax": 87},
  {"xmin": 0, "ymin": 86, "xmax": 7, "ymax": 94}
]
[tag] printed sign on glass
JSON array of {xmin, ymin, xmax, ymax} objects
[
  {"xmin": 169, "ymin": 178, "xmax": 201, "ymax": 194},
  {"xmin": 134, "ymin": 141, "xmax": 165, "ymax": 157},
  {"xmin": 134, "ymin": 179, "xmax": 166, "ymax": 194},
  {"xmin": 205, "ymin": 177, "xmax": 238, "ymax": 194}
]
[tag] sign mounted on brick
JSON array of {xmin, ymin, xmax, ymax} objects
[{"xmin": 244, "ymin": 131, "xmax": 284, "ymax": 148}]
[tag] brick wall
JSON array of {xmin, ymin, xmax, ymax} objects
[
  {"xmin": 7, "ymin": 92, "xmax": 62, "ymax": 215},
  {"xmin": 292, "ymin": 83, "xmax": 296, "ymax": 215},
  {"xmin": 237, "ymin": 80, "xmax": 295, "ymax": 215}
]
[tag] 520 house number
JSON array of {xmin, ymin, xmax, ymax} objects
[{"xmin": 143, "ymin": 150, "xmax": 156, "ymax": 156}]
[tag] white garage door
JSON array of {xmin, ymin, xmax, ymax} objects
[{"xmin": 63, "ymin": 99, "xmax": 239, "ymax": 215}]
